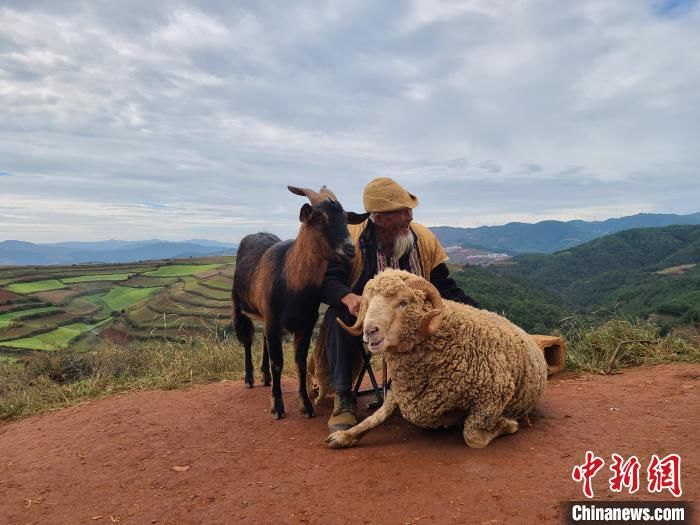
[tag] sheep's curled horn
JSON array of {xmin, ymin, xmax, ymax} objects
[
  {"xmin": 336, "ymin": 276, "xmax": 444, "ymax": 338},
  {"xmin": 405, "ymin": 277, "xmax": 444, "ymax": 337}
]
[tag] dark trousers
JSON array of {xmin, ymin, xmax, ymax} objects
[{"xmin": 322, "ymin": 306, "xmax": 364, "ymax": 392}]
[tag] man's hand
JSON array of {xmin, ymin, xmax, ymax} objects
[{"xmin": 340, "ymin": 293, "xmax": 362, "ymax": 317}]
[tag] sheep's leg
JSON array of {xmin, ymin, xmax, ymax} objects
[
  {"xmin": 266, "ymin": 328, "xmax": 285, "ymax": 419},
  {"xmin": 325, "ymin": 391, "xmax": 398, "ymax": 449},
  {"xmin": 233, "ymin": 306, "xmax": 256, "ymax": 388},
  {"xmin": 311, "ymin": 322, "xmax": 330, "ymax": 404},
  {"xmin": 261, "ymin": 338, "xmax": 271, "ymax": 386},
  {"xmin": 294, "ymin": 331, "xmax": 314, "ymax": 418},
  {"xmin": 462, "ymin": 408, "xmax": 519, "ymax": 449}
]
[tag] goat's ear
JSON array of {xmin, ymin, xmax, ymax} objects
[
  {"xmin": 347, "ymin": 212, "xmax": 370, "ymax": 225},
  {"xmin": 299, "ymin": 203, "xmax": 314, "ymax": 223}
]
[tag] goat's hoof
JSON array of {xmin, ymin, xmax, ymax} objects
[
  {"xmin": 299, "ymin": 399, "xmax": 315, "ymax": 418},
  {"xmin": 245, "ymin": 381, "xmax": 254, "ymax": 389},
  {"xmin": 263, "ymin": 379, "xmax": 271, "ymax": 387},
  {"xmin": 270, "ymin": 398, "xmax": 285, "ymax": 419}
]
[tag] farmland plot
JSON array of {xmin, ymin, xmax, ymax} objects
[
  {"xmin": 62, "ymin": 273, "xmax": 132, "ymax": 283},
  {"xmin": 0, "ymin": 321, "xmax": 108, "ymax": 351},
  {"xmin": 9, "ymin": 280, "xmax": 66, "ymax": 294},
  {"xmin": 0, "ymin": 306, "xmax": 61, "ymax": 328},
  {"xmin": 144, "ymin": 264, "xmax": 224, "ymax": 278},
  {"xmin": 102, "ymin": 286, "xmax": 162, "ymax": 311}
]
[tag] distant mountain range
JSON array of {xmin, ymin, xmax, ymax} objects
[
  {"xmin": 0, "ymin": 240, "xmax": 237, "ymax": 266},
  {"xmin": 432, "ymin": 212, "xmax": 700, "ymax": 254},
  {"xmin": 3, "ymin": 211, "xmax": 700, "ymax": 265}
]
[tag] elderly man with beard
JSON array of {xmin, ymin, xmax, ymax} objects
[{"xmin": 320, "ymin": 177, "xmax": 480, "ymax": 432}]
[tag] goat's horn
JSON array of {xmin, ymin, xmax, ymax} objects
[
  {"xmin": 336, "ymin": 297, "xmax": 368, "ymax": 336},
  {"xmin": 405, "ymin": 277, "xmax": 443, "ymax": 337},
  {"xmin": 319, "ymin": 185, "xmax": 338, "ymax": 202},
  {"xmin": 288, "ymin": 185, "xmax": 328, "ymax": 207}
]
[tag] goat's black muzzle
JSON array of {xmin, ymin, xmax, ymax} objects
[{"xmin": 338, "ymin": 240, "xmax": 356, "ymax": 262}]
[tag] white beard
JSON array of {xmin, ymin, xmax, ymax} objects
[{"xmin": 393, "ymin": 231, "xmax": 414, "ymax": 259}]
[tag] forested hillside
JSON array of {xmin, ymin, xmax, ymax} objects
[{"xmin": 466, "ymin": 225, "xmax": 700, "ymax": 328}]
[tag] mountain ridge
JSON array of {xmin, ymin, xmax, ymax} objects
[
  {"xmin": 0, "ymin": 240, "xmax": 237, "ymax": 266},
  {"xmin": 431, "ymin": 212, "xmax": 700, "ymax": 254}
]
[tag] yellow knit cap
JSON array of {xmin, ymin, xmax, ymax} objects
[{"xmin": 363, "ymin": 177, "xmax": 419, "ymax": 212}]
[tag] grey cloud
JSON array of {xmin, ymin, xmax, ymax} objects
[{"xmin": 0, "ymin": 1, "xmax": 698, "ymax": 242}]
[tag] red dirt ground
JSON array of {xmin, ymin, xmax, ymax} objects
[{"xmin": 1, "ymin": 364, "xmax": 698, "ymax": 525}]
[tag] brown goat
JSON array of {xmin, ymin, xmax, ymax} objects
[{"xmin": 231, "ymin": 186, "xmax": 367, "ymax": 419}]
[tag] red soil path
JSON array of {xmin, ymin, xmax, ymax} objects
[{"xmin": 1, "ymin": 364, "xmax": 698, "ymax": 525}]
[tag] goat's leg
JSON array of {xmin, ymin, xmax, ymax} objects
[
  {"xmin": 266, "ymin": 329, "xmax": 285, "ymax": 419},
  {"xmin": 233, "ymin": 305, "xmax": 255, "ymax": 388},
  {"xmin": 294, "ymin": 331, "xmax": 314, "ymax": 418},
  {"xmin": 325, "ymin": 391, "xmax": 398, "ymax": 449},
  {"xmin": 261, "ymin": 337, "xmax": 271, "ymax": 386}
]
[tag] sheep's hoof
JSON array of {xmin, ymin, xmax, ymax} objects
[
  {"xmin": 245, "ymin": 381, "xmax": 254, "ymax": 389},
  {"xmin": 262, "ymin": 374, "xmax": 272, "ymax": 387},
  {"xmin": 325, "ymin": 431, "xmax": 357, "ymax": 449}
]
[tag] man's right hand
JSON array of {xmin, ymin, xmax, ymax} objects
[{"xmin": 340, "ymin": 293, "xmax": 362, "ymax": 317}]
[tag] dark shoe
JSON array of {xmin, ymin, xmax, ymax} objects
[{"xmin": 327, "ymin": 391, "xmax": 357, "ymax": 432}]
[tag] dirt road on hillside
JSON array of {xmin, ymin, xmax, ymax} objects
[{"xmin": 1, "ymin": 364, "xmax": 698, "ymax": 524}]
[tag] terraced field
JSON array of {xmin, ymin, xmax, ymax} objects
[{"xmin": 0, "ymin": 256, "xmax": 235, "ymax": 359}]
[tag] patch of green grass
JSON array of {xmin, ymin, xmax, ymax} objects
[
  {"xmin": 8, "ymin": 280, "xmax": 66, "ymax": 294},
  {"xmin": 0, "ymin": 306, "xmax": 61, "ymax": 327},
  {"xmin": 0, "ymin": 356, "xmax": 18, "ymax": 364},
  {"xmin": 144, "ymin": 264, "xmax": 223, "ymax": 278},
  {"xmin": 0, "ymin": 322, "xmax": 103, "ymax": 351},
  {"xmin": 102, "ymin": 286, "xmax": 162, "ymax": 311},
  {"xmin": 62, "ymin": 273, "xmax": 131, "ymax": 284}
]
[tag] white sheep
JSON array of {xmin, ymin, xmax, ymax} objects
[{"xmin": 325, "ymin": 269, "xmax": 548, "ymax": 449}]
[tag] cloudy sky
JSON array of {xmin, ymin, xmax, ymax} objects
[{"xmin": 1, "ymin": 0, "xmax": 698, "ymax": 243}]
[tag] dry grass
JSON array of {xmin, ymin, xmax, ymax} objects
[
  {"xmin": 556, "ymin": 314, "xmax": 700, "ymax": 373},
  {"xmin": 0, "ymin": 334, "xmax": 298, "ymax": 424},
  {"xmin": 2, "ymin": 311, "xmax": 698, "ymax": 424}
]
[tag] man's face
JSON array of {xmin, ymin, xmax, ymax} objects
[{"xmin": 374, "ymin": 208, "xmax": 413, "ymax": 239}]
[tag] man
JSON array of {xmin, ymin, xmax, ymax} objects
[{"xmin": 320, "ymin": 177, "xmax": 479, "ymax": 432}]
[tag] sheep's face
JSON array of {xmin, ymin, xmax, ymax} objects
[
  {"xmin": 338, "ymin": 270, "xmax": 444, "ymax": 354},
  {"xmin": 362, "ymin": 286, "xmax": 419, "ymax": 353}
]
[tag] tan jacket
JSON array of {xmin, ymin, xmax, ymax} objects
[{"xmin": 348, "ymin": 221, "xmax": 448, "ymax": 289}]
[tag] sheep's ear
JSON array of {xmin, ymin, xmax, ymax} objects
[
  {"xmin": 299, "ymin": 203, "xmax": 313, "ymax": 223},
  {"xmin": 419, "ymin": 309, "xmax": 442, "ymax": 337},
  {"xmin": 347, "ymin": 212, "xmax": 370, "ymax": 225}
]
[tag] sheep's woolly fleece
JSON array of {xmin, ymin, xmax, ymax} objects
[{"xmin": 364, "ymin": 270, "xmax": 547, "ymax": 430}]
